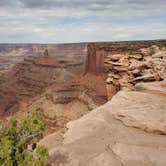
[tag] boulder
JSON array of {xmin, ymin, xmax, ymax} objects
[
  {"xmin": 119, "ymin": 74, "xmax": 131, "ymax": 87},
  {"xmin": 129, "ymin": 60, "xmax": 151, "ymax": 71},
  {"xmin": 106, "ymin": 77, "xmax": 113, "ymax": 84},
  {"xmin": 131, "ymin": 69, "xmax": 141, "ymax": 76},
  {"xmin": 151, "ymin": 45, "xmax": 160, "ymax": 53},
  {"xmin": 107, "ymin": 54, "xmax": 124, "ymax": 61},
  {"xmin": 140, "ymin": 48, "xmax": 151, "ymax": 56},
  {"xmin": 152, "ymin": 51, "xmax": 166, "ymax": 58},
  {"xmin": 118, "ymin": 55, "xmax": 129, "ymax": 63},
  {"xmin": 129, "ymin": 54, "xmax": 143, "ymax": 60},
  {"xmin": 130, "ymin": 74, "xmax": 161, "ymax": 82},
  {"xmin": 113, "ymin": 66, "xmax": 128, "ymax": 72},
  {"xmin": 108, "ymin": 61, "xmax": 129, "ymax": 67},
  {"xmin": 128, "ymin": 59, "xmax": 145, "ymax": 70},
  {"xmin": 108, "ymin": 73, "xmax": 120, "ymax": 79}
]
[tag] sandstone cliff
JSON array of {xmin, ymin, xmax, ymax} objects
[{"xmin": 85, "ymin": 40, "xmax": 166, "ymax": 73}]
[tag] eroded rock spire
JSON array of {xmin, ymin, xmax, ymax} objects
[{"xmin": 43, "ymin": 49, "xmax": 49, "ymax": 57}]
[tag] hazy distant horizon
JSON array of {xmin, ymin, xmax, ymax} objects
[
  {"xmin": 0, "ymin": 0, "xmax": 166, "ymax": 43},
  {"xmin": 0, "ymin": 39, "xmax": 166, "ymax": 45}
]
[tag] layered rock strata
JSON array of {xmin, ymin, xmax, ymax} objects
[
  {"xmin": 0, "ymin": 51, "xmax": 80, "ymax": 114},
  {"xmin": 85, "ymin": 40, "xmax": 166, "ymax": 73},
  {"xmin": 0, "ymin": 48, "xmax": 107, "ymax": 133},
  {"xmin": 0, "ymin": 43, "xmax": 86, "ymax": 76},
  {"xmin": 105, "ymin": 45, "xmax": 166, "ymax": 99}
]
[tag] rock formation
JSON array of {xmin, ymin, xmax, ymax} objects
[
  {"xmin": 85, "ymin": 40, "xmax": 166, "ymax": 73},
  {"xmin": 41, "ymin": 80, "xmax": 166, "ymax": 166},
  {"xmin": 85, "ymin": 44, "xmax": 107, "ymax": 73},
  {"xmin": 104, "ymin": 45, "xmax": 166, "ymax": 99},
  {"xmin": 85, "ymin": 41, "xmax": 166, "ymax": 99},
  {"xmin": 44, "ymin": 49, "xmax": 49, "ymax": 57}
]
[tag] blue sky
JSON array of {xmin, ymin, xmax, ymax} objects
[{"xmin": 0, "ymin": 0, "xmax": 166, "ymax": 43}]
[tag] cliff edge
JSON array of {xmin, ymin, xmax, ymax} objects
[{"xmin": 41, "ymin": 80, "xmax": 166, "ymax": 166}]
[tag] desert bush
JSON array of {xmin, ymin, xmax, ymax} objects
[
  {"xmin": 131, "ymin": 84, "xmax": 146, "ymax": 91},
  {"xmin": 149, "ymin": 47, "xmax": 155, "ymax": 56},
  {"xmin": 128, "ymin": 50, "xmax": 135, "ymax": 55},
  {"xmin": 0, "ymin": 110, "xmax": 48, "ymax": 166},
  {"xmin": 159, "ymin": 41, "xmax": 166, "ymax": 49}
]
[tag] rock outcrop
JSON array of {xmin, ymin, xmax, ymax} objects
[
  {"xmin": 105, "ymin": 45, "xmax": 166, "ymax": 99},
  {"xmin": 85, "ymin": 41, "xmax": 166, "ymax": 100},
  {"xmin": 41, "ymin": 80, "xmax": 166, "ymax": 166},
  {"xmin": 85, "ymin": 40, "xmax": 166, "ymax": 73},
  {"xmin": 86, "ymin": 44, "xmax": 107, "ymax": 73}
]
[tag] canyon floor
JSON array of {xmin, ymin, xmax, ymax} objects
[{"xmin": 0, "ymin": 40, "xmax": 166, "ymax": 166}]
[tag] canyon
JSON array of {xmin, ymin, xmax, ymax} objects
[
  {"xmin": 0, "ymin": 43, "xmax": 107, "ymax": 133},
  {"xmin": 0, "ymin": 40, "xmax": 166, "ymax": 165}
]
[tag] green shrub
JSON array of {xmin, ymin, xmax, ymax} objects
[
  {"xmin": 159, "ymin": 41, "xmax": 166, "ymax": 49},
  {"xmin": 0, "ymin": 110, "xmax": 48, "ymax": 166},
  {"xmin": 149, "ymin": 47, "xmax": 155, "ymax": 56},
  {"xmin": 128, "ymin": 50, "xmax": 135, "ymax": 55},
  {"xmin": 131, "ymin": 84, "xmax": 147, "ymax": 91},
  {"xmin": 161, "ymin": 45, "xmax": 166, "ymax": 50}
]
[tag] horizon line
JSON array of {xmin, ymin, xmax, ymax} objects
[{"xmin": 0, "ymin": 38, "xmax": 166, "ymax": 45}]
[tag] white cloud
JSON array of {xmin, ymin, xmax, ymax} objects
[
  {"xmin": 0, "ymin": 0, "xmax": 166, "ymax": 42},
  {"xmin": 1, "ymin": 21, "xmax": 165, "ymax": 43}
]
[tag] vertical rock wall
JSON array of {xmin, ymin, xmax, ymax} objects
[{"xmin": 85, "ymin": 44, "xmax": 107, "ymax": 73}]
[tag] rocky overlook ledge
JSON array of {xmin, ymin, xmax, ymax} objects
[{"xmin": 42, "ymin": 80, "xmax": 166, "ymax": 166}]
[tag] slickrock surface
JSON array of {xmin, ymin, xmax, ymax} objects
[{"xmin": 41, "ymin": 80, "xmax": 166, "ymax": 166}]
